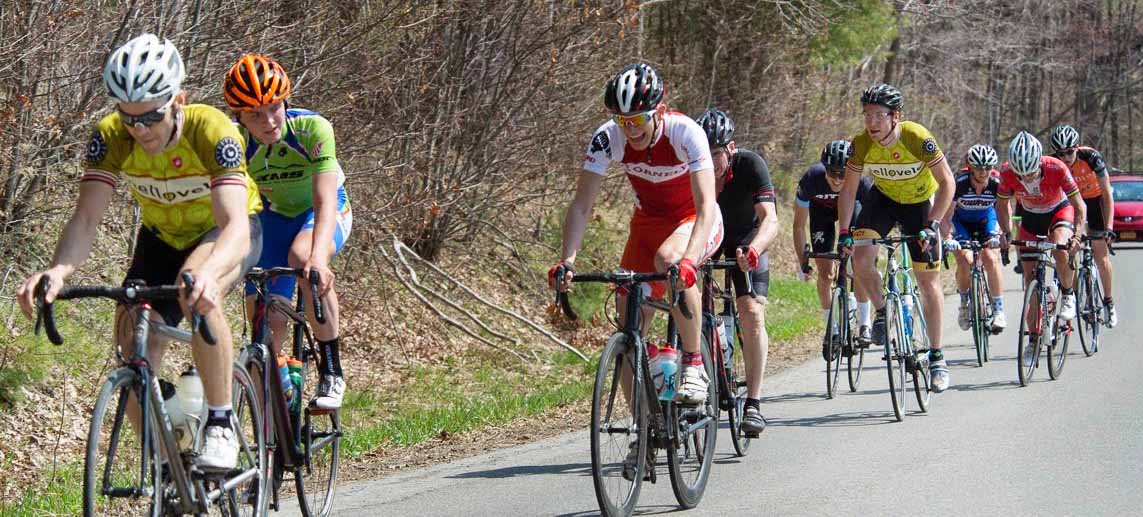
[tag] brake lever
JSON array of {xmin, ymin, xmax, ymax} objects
[
  {"xmin": 181, "ymin": 272, "xmax": 216, "ymax": 345},
  {"xmin": 34, "ymin": 276, "xmax": 64, "ymax": 345},
  {"xmin": 668, "ymin": 265, "xmax": 693, "ymax": 320},
  {"xmin": 309, "ymin": 270, "xmax": 326, "ymax": 324},
  {"xmin": 553, "ymin": 265, "xmax": 578, "ymax": 321}
]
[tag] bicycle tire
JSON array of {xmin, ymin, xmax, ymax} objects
[
  {"xmin": 1017, "ymin": 280, "xmax": 1042, "ymax": 387},
  {"xmin": 970, "ymin": 271, "xmax": 986, "ymax": 367},
  {"xmin": 909, "ymin": 291, "xmax": 931, "ymax": 413},
  {"xmin": 667, "ymin": 335, "xmax": 717, "ymax": 509},
  {"xmin": 83, "ymin": 368, "xmax": 161, "ymax": 517},
  {"xmin": 590, "ymin": 333, "xmax": 645, "ymax": 517},
  {"xmin": 824, "ymin": 290, "xmax": 844, "ymax": 399},
  {"xmin": 884, "ymin": 297, "xmax": 906, "ymax": 422},
  {"xmin": 1047, "ymin": 287, "xmax": 1070, "ymax": 380},
  {"xmin": 727, "ymin": 318, "xmax": 752, "ymax": 456},
  {"xmin": 218, "ymin": 362, "xmax": 269, "ymax": 517},
  {"xmin": 980, "ymin": 273, "xmax": 992, "ymax": 362},
  {"xmin": 846, "ymin": 298, "xmax": 865, "ymax": 392},
  {"xmin": 242, "ymin": 347, "xmax": 285, "ymax": 511},
  {"xmin": 294, "ymin": 340, "xmax": 341, "ymax": 517}
]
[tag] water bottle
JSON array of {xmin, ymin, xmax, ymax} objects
[
  {"xmin": 647, "ymin": 343, "xmax": 665, "ymax": 395},
  {"xmin": 902, "ymin": 293, "xmax": 915, "ymax": 342},
  {"xmin": 287, "ymin": 357, "xmax": 304, "ymax": 413},
  {"xmin": 277, "ymin": 354, "xmax": 295, "ymax": 407},
  {"xmin": 1046, "ymin": 283, "xmax": 1058, "ymax": 316},
  {"xmin": 175, "ymin": 367, "xmax": 204, "ymax": 450},
  {"xmin": 719, "ymin": 314, "xmax": 735, "ymax": 369},
  {"xmin": 658, "ymin": 347, "xmax": 679, "ymax": 401}
]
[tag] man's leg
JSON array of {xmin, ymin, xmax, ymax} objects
[
  {"xmin": 653, "ymin": 232, "xmax": 705, "ymax": 404},
  {"xmin": 115, "ymin": 305, "xmax": 169, "ymax": 442},
  {"xmin": 981, "ymin": 247, "xmax": 1006, "ymax": 329},
  {"xmin": 1091, "ymin": 239, "xmax": 1117, "ymax": 326},
  {"xmin": 289, "ymin": 229, "xmax": 348, "ymax": 409},
  {"xmin": 814, "ymin": 257, "xmax": 834, "ymax": 312},
  {"xmin": 954, "ymin": 249, "xmax": 973, "ymax": 330},
  {"xmin": 1051, "ymin": 224, "xmax": 1077, "ymax": 320},
  {"xmin": 736, "ymin": 292, "xmax": 768, "ymax": 435}
]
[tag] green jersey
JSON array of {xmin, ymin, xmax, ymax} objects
[{"xmin": 242, "ymin": 108, "xmax": 345, "ymax": 217}]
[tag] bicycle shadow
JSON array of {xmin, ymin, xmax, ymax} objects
[
  {"xmin": 944, "ymin": 379, "xmax": 1020, "ymax": 392},
  {"xmin": 447, "ymin": 462, "xmax": 593, "ymax": 480},
  {"xmin": 760, "ymin": 392, "xmax": 828, "ymax": 404},
  {"xmin": 765, "ymin": 409, "xmax": 900, "ymax": 427},
  {"xmin": 555, "ymin": 503, "xmax": 679, "ymax": 517}
]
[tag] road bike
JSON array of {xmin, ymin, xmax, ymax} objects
[
  {"xmin": 1074, "ymin": 232, "xmax": 1114, "ymax": 356},
  {"xmin": 1009, "ymin": 238, "xmax": 1074, "ymax": 385},
  {"xmin": 701, "ymin": 259, "xmax": 753, "ymax": 456},
  {"xmin": 802, "ymin": 247, "xmax": 865, "ymax": 398},
  {"xmin": 944, "ymin": 238, "xmax": 1008, "ymax": 367}
]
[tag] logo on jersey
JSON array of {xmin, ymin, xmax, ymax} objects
[
  {"xmin": 812, "ymin": 231, "xmax": 825, "ymax": 244},
  {"xmin": 922, "ymin": 138, "xmax": 938, "ymax": 156},
  {"xmin": 171, "ymin": 156, "xmax": 183, "ymax": 169},
  {"xmin": 85, "ymin": 132, "xmax": 107, "ymax": 164},
  {"xmin": 278, "ymin": 147, "xmax": 289, "ymax": 157},
  {"xmin": 589, "ymin": 131, "xmax": 611, "ymax": 158},
  {"xmin": 126, "ymin": 175, "xmax": 209, "ymax": 205},
  {"xmin": 866, "ymin": 162, "xmax": 923, "ymax": 181},
  {"xmin": 313, "ymin": 142, "xmax": 324, "ymax": 156},
  {"xmin": 214, "ymin": 137, "xmax": 242, "ymax": 169}
]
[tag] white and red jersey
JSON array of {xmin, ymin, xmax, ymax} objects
[
  {"xmin": 997, "ymin": 156, "xmax": 1080, "ymax": 214},
  {"xmin": 582, "ymin": 112, "xmax": 714, "ymax": 221}
]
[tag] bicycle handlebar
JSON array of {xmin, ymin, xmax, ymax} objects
[
  {"xmin": 554, "ymin": 265, "xmax": 690, "ymax": 321},
  {"xmin": 1080, "ymin": 231, "xmax": 1116, "ymax": 256},
  {"xmin": 34, "ymin": 272, "xmax": 216, "ymax": 346},
  {"xmin": 705, "ymin": 258, "xmax": 756, "ymax": 299},
  {"xmin": 245, "ymin": 267, "xmax": 326, "ymax": 324}
]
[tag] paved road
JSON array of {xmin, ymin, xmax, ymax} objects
[{"xmin": 290, "ymin": 250, "xmax": 1143, "ymax": 516}]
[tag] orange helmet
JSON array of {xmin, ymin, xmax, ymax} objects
[{"xmin": 223, "ymin": 54, "xmax": 291, "ymax": 111}]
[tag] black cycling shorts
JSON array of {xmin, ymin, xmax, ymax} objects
[
  {"xmin": 1085, "ymin": 196, "xmax": 1107, "ymax": 232},
  {"xmin": 808, "ymin": 202, "xmax": 862, "ymax": 253},
  {"xmin": 714, "ymin": 246, "xmax": 770, "ymax": 298},
  {"xmin": 853, "ymin": 187, "xmax": 939, "ymax": 271}
]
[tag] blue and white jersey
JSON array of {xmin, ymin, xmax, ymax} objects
[{"xmin": 952, "ymin": 172, "xmax": 1000, "ymax": 222}]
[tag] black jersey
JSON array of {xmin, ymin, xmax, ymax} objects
[
  {"xmin": 717, "ymin": 150, "xmax": 776, "ymax": 248},
  {"xmin": 796, "ymin": 162, "xmax": 872, "ymax": 220}
]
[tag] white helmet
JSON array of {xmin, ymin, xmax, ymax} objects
[
  {"xmin": 1008, "ymin": 131, "xmax": 1043, "ymax": 176},
  {"xmin": 1050, "ymin": 125, "xmax": 1080, "ymax": 151},
  {"xmin": 103, "ymin": 34, "xmax": 186, "ymax": 103},
  {"xmin": 966, "ymin": 144, "xmax": 998, "ymax": 169}
]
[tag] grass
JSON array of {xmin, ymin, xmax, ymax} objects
[{"xmin": 0, "ymin": 461, "xmax": 83, "ymax": 516}]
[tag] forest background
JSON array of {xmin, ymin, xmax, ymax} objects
[{"xmin": 0, "ymin": 0, "xmax": 1140, "ymax": 511}]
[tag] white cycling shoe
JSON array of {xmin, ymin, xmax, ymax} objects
[
  {"xmin": 198, "ymin": 425, "xmax": 238, "ymax": 471},
  {"xmin": 678, "ymin": 365, "xmax": 709, "ymax": 405},
  {"xmin": 1058, "ymin": 293, "xmax": 1076, "ymax": 321}
]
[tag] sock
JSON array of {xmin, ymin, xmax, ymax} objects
[
  {"xmin": 960, "ymin": 290, "xmax": 970, "ymax": 305},
  {"xmin": 207, "ymin": 405, "xmax": 233, "ymax": 428},
  {"xmin": 1062, "ymin": 287, "xmax": 1074, "ymax": 296},
  {"xmin": 1103, "ymin": 297, "xmax": 1114, "ymax": 307},
  {"xmin": 682, "ymin": 351, "xmax": 703, "ymax": 366},
  {"xmin": 746, "ymin": 398, "xmax": 761, "ymax": 411},
  {"xmin": 821, "ymin": 309, "xmax": 830, "ymax": 322},
  {"xmin": 858, "ymin": 301, "xmax": 872, "ymax": 326},
  {"xmin": 929, "ymin": 349, "xmax": 944, "ymax": 362},
  {"xmin": 993, "ymin": 296, "xmax": 1004, "ymax": 312},
  {"xmin": 875, "ymin": 307, "xmax": 886, "ymax": 321},
  {"xmin": 319, "ymin": 338, "xmax": 343, "ymax": 377}
]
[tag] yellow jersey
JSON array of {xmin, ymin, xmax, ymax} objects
[
  {"xmin": 847, "ymin": 121, "xmax": 945, "ymax": 204},
  {"xmin": 81, "ymin": 104, "xmax": 262, "ymax": 250}
]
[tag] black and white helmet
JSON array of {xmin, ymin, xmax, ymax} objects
[
  {"xmin": 966, "ymin": 144, "xmax": 998, "ymax": 169},
  {"xmin": 1008, "ymin": 131, "xmax": 1043, "ymax": 176},
  {"xmin": 103, "ymin": 34, "xmax": 185, "ymax": 103},
  {"xmin": 603, "ymin": 63, "xmax": 664, "ymax": 115},
  {"xmin": 1050, "ymin": 125, "xmax": 1080, "ymax": 151},
  {"xmin": 696, "ymin": 109, "xmax": 734, "ymax": 148},
  {"xmin": 820, "ymin": 140, "xmax": 852, "ymax": 169},
  {"xmin": 860, "ymin": 83, "xmax": 904, "ymax": 112}
]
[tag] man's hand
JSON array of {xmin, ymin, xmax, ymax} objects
[
  {"xmin": 303, "ymin": 257, "xmax": 336, "ymax": 297},
  {"xmin": 16, "ymin": 268, "xmax": 67, "ymax": 320},
  {"xmin": 181, "ymin": 271, "xmax": 223, "ymax": 316},
  {"xmin": 921, "ymin": 219, "xmax": 942, "ymax": 253},
  {"xmin": 548, "ymin": 260, "xmax": 574, "ymax": 292},
  {"xmin": 837, "ymin": 229, "xmax": 854, "ymax": 257},
  {"xmin": 943, "ymin": 239, "xmax": 961, "ymax": 252},
  {"xmin": 735, "ymin": 246, "xmax": 759, "ymax": 272},
  {"xmin": 675, "ymin": 258, "xmax": 697, "ymax": 290}
]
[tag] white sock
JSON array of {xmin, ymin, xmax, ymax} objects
[
  {"xmin": 858, "ymin": 301, "xmax": 872, "ymax": 326},
  {"xmin": 822, "ymin": 309, "xmax": 830, "ymax": 322}
]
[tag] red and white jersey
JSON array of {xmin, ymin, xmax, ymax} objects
[
  {"xmin": 583, "ymin": 112, "xmax": 714, "ymax": 221},
  {"xmin": 997, "ymin": 156, "xmax": 1080, "ymax": 214}
]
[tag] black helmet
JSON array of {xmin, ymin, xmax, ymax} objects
[
  {"xmin": 603, "ymin": 63, "xmax": 665, "ymax": 115},
  {"xmin": 820, "ymin": 140, "xmax": 853, "ymax": 169},
  {"xmin": 860, "ymin": 83, "xmax": 904, "ymax": 112},
  {"xmin": 696, "ymin": 109, "xmax": 735, "ymax": 148}
]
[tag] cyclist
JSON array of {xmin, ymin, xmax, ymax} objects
[
  {"xmin": 1049, "ymin": 124, "xmax": 1116, "ymax": 328},
  {"xmin": 941, "ymin": 144, "xmax": 1007, "ymax": 332},
  {"xmin": 224, "ymin": 54, "xmax": 352, "ymax": 410},
  {"xmin": 794, "ymin": 140, "xmax": 875, "ymax": 351},
  {"xmin": 551, "ymin": 63, "xmax": 722, "ymax": 408},
  {"xmin": 997, "ymin": 131, "xmax": 1087, "ymax": 365},
  {"xmin": 837, "ymin": 84, "xmax": 957, "ymax": 393},
  {"xmin": 15, "ymin": 34, "xmax": 263, "ymax": 470},
  {"xmin": 695, "ymin": 108, "xmax": 775, "ymax": 436}
]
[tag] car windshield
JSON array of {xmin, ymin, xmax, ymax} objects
[{"xmin": 1112, "ymin": 180, "xmax": 1143, "ymax": 202}]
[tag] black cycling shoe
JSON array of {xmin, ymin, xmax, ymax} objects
[
  {"xmin": 870, "ymin": 311, "xmax": 887, "ymax": 346},
  {"xmin": 741, "ymin": 406, "xmax": 766, "ymax": 438},
  {"xmin": 856, "ymin": 325, "xmax": 873, "ymax": 347}
]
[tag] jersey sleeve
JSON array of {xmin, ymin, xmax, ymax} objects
[
  {"xmin": 80, "ymin": 114, "xmax": 131, "ymax": 188},
  {"xmin": 1077, "ymin": 148, "xmax": 1108, "ymax": 178},
  {"xmin": 856, "ymin": 175, "xmax": 873, "ymax": 201},
  {"xmin": 901, "ymin": 122, "xmax": 944, "ymax": 169},
  {"xmin": 795, "ymin": 170, "xmax": 812, "ymax": 207},
  {"xmin": 583, "ymin": 122, "xmax": 618, "ymax": 176},
  {"xmin": 846, "ymin": 131, "xmax": 870, "ymax": 174},
  {"xmin": 307, "ymin": 115, "xmax": 341, "ymax": 175},
  {"xmin": 191, "ymin": 106, "xmax": 248, "ymax": 188},
  {"xmin": 669, "ymin": 116, "xmax": 714, "ymax": 173},
  {"xmin": 952, "ymin": 173, "xmax": 970, "ymax": 200},
  {"xmin": 741, "ymin": 152, "xmax": 776, "ymax": 204},
  {"xmin": 996, "ymin": 167, "xmax": 1016, "ymax": 198}
]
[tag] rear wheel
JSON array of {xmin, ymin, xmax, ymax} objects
[
  {"xmin": 590, "ymin": 333, "xmax": 645, "ymax": 517},
  {"xmin": 970, "ymin": 271, "xmax": 987, "ymax": 367},
  {"xmin": 213, "ymin": 363, "xmax": 267, "ymax": 516},
  {"xmin": 1017, "ymin": 280, "xmax": 1042, "ymax": 387},
  {"xmin": 667, "ymin": 336, "xmax": 717, "ymax": 509},
  {"xmin": 884, "ymin": 297, "xmax": 906, "ymax": 422}
]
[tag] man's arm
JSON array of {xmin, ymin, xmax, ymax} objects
[
  {"xmin": 748, "ymin": 201, "xmax": 779, "ymax": 255},
  {"xmin": 306, "ymin": 172, "xmax": 341, "ymax": 294},
  {"xmin": 929, "ymin": 158, "xmax": 956, "ymax": 226},
  {"xmin": 1099, "ymin": 175, "xmax": 1114, "ymax": 231},
  {"xmin": 837, "ymin": 169, "xmax": 862, "ymax": 231},
  {"xmin": 561, "ymin": 171, "xmax": 604, "ymax": 265},
  {"xmin": 1068, "ymin": 192, "xmax": 1088, "ymax": 237},
  {"xmin": 683, "ymin": 168, "xmax": 717, "ymax": 263},
  {"xmin": 793, "ymin": 204, "xmax": 809, "ymax": 261}
]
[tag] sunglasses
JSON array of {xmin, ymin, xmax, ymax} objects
[
  {"xmin": 1057, "ymin": 147, "xmax": 1077, "ymax": 155},
  {"xmin": 826, "ymin": 166, "xmax": 846, "ymax": 178},
  {"xmin": 613, "ymin": 109, "xmax": 655, "ymax": 128},
  {"xmin": 119, "ymin": 97, "xmax": 175, "ymax": 128}
]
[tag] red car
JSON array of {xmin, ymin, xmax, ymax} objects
[{"xmin": 1111, "ymin": 175, "xmax": 1143, "ymax": 241}]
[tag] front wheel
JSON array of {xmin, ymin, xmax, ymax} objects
[
  {"xmin": 727, "ymin": 320, "xmax": 752, "ymax": 456},
  {"xmin": 1076, "ymin": 268, "xmax": 1100, "ymax": 356},
  {"xmin": 884, "ymin": 297, "xmax": 906, "ymax": 422},
  {"xmin": 667, "ymin": 336, "xmax": 717, "ymax": 509},
  {"xmin": 1017, "ymin": 280, "xmax": 1043, "ymax": 387},
  {"xmin": 294, "ymin": 347, "xmax": 341, "ymax": 517},
  {"xmin": 970, "ymin": 271, "xmax": 988, "ymax": 367},
  {"xmin": 83, "ymin": 368, "xmax": 162, "ymax": 517},
  {"xmin": 824, "ymin": 292, "xmax": 844, "ymax": 399},
  {"xmin": 1047, "ymin": 288, "xmax": 1070, "ymax": 380},
  {"xmin": 909, "ymin": 291, "xmax": 931, "ymax": 413},
  {"xmin": 590, "ymin": 333, "xmax": 645, "ymax": 517}
]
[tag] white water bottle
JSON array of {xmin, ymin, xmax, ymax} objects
[
  {"xmin": 658, "ymin": 347, "xmax": 679, "ymax": 401},
  {"xmin": 175, "ymin": 367, "xmax": 204, "ymax": 450},
  {"xmin": 719, "ymin": 314, "xmax": 735, "ymax": 368},
  {"xmin": 647, "ymin": 343, "xmax": 665, "ymax": 395}
]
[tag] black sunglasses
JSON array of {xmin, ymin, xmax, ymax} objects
[{"xmin": 119, "ymin": 98, "xmax": 174, "ymax": 128}]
